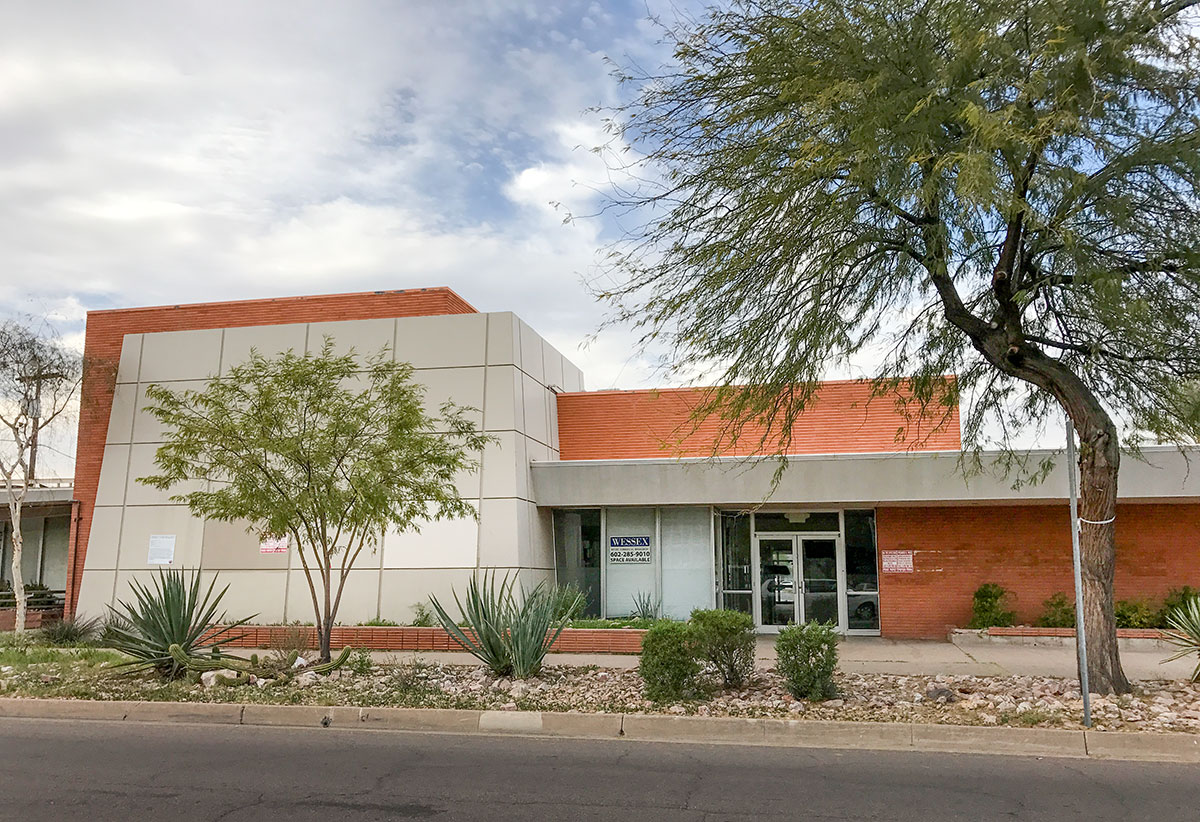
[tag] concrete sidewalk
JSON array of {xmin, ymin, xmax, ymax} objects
[{"xmin": 305, "ymin": 635, "xmax": 1195, "ymax": 681}]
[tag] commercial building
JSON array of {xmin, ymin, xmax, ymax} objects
[{"xmin": 62, "ymin": 287, "xmax": 1200, "ymax": 638}]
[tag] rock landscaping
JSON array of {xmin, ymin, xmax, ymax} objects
[{"xmin": 1, "ymin": 647, "xmax": 1198, "ymax": 734}]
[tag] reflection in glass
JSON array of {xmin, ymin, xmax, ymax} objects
[
  {"xmin": 801, "ymin": 538, "xmax": 838, "ymax": 624},
  {"xmin": 753, "ymin": 511, "xmax": 841, "ymax": 532},
  {"xmin": 552, "ymin": 509, "xmax": 602, "ymax": 618},
  {"xmin": 844, "ymin": 509, "xmax": 880, "ymax": 630}
]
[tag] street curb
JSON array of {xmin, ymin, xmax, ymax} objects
[{"xmin": 1, "ymin": 698, "xmax": 1197, "ymax": 762}]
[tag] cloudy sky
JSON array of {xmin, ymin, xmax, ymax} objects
[{"xmin": 0, "ymin": 1, "xmax": 689, "ymax": 398}]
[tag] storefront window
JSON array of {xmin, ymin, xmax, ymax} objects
[
  {"xmin": 552, "ymin": 509, "xmax": 601, "ymax": 618},
  {"xmin": 753, "ymin": 511, "xmax": 841, "ymax": 532},
  {"xmin": 604, "ymin": 508, "xmax": 657, "ymax": 617},
  {"xmin": 719, "ymin": 513, "xmax": 752, "ymax": 616},
  {"xmin": 660, "ymin": 508, "xmax": 712, "ymax": 620},
  {"xmin": 844, "ymin": 509, "xmax": 880, "ymax": 630}
]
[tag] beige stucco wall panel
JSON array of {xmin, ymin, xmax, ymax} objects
[
  {"xmin": 395, "ymin": 313, "xmax": 487, "ymax": 369},
  {"xmin": 415, "ymin": 366, "xmax": 485, "ymax": 428},
  {"xmin": 94, "ymin": 444, "xmax": 131, "ymax": 507},
  {"xmin": 285, "ymin": 568, "xmax": 381, "ymax": 625},
  {"xmin": 122, "ymin": 443, "xmax": 203, "ymax": 506},
  {"xmin": 381, "ymin": 511, "xmax": 478, "ymax": 569},
  {"xmin": 477, "ymin": 498, "xmax": 522, "ymax": 567},
  {"xmin": 221, "ymin": 323, "xmax": 308, "ymax": 374},
  {"xmin": 521, "ymin": 372, "xmax": 550, "ymax": 447},
  {"xmin": 482, "ymin": 365, "xmax": 521, "ymax": 432},
  {"xmin": 74, "ymin": 570, "xmax": 116, "ymax": 621},
  {"xmin": 117, "ymin": 334, "xmax": 142, "ymax": 384},
  {"xmin": 517, "ymin": 319, "xmax": 544, "ymax": 383},
  {"xmin": 116, "ymin": 506, "xmax": 206, "ymax": 570},
  {"xmin": 378, "ymin": 568, "xmax": 481, "ymax": 622},
  {"xmin": 202, "ymin": 519, "xmax": 291, "ymax": 570},
  {"xmin": 82, "ymin": 507, "xmax": 124, "ymax": 571},
  {"xmin": 306, "ymin": 318, "xmax": 396, "ymax": 360},
  {"xmin": 139, "ymin": 328, "xmax": 223, "ymax": 383},
  {"xmin": 201, "ymin": 570, "xmax": 287, "ymax": 624},
  {"xmin": 479, "ymin": 432, "xmax": 523, "ymax": 500},
  {"xmin": 485, "ymin": 312, "xmax": 520, "ymax": 368},
  {"xmin": 106, "ymin": 383, "xmax": 137, "ymax": 445}
]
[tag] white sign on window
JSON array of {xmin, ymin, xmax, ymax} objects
[
  {"xmin": 882, "ymin": 550, "xmax": 914, "ymax": 573},
  {"xmin": 147, "ymin": 534, "xmax": 176, "ymax": 565},
  {"xmin": 609, "ymin": 536, "xmax": 652, "ymax": 564},
  {"xmin": 259, "ymin": 534, "xmax": 290, "ymax": 555}
]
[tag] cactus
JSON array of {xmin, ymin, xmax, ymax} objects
[{"xmin": 166, "ymin": 643, "xmax": 353, "ymax": 684}]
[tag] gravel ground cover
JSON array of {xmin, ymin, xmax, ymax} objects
[{"xmin": 2, "ymin": 647, "xmax": 1198, "ymax": 733}]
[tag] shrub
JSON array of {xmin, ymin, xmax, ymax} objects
[
  {"xmin": 967, "ymin": 583, "xmax": 1016, "ymax": 628},
  {"xmin": 1159, "ymin": 587, "xmax": 1200, "ymax": 627},
  {"xmin": 357, "ymin": 617, "xmax": 399, "ymax": 627},
  {"xmin": 0, "ymin": 581, "xmax": 56, "ymax": 609},
  {"xmin": 775, "ymin": 622, "xmax": 838, "ymax": 700},
  {"xmin": 347, "ymin": 648, "xmax": 375, "ymax": 675},
  {"xmin": 689, "ymin": 608, "xmax": 755, "ymax": 688},
  {"xmin": 1163, "ymin": 596, "xmax": 1200, "ymax": 681},
  {"xmin": 1114, "ymin": 598, "xmax": 1159, "ymax": 629},
  {"xmin": 39, "ymin": 616, "xmax": 102, "ymax": 646},
  {"xmin": 409, "ymin": 602, "xmax": 435, "ymax": 627},
  {"xmin": 104, "ymin": 568, "xmax": 255, "ymax": 678},
  {"xmin": 551, "ymin": 583, "xmax": 587, "ymax": 621},
  {"xmin": 631, "ymin": 591, "xmax": 660, "ymax": 620},
  {"xmin": 639, "ymin": 620, "xmax": 701, "ymax": 701},
  {"xmin": 1035, "ymin": 593, "xmax": 1076, "ymax": 628},
  {"xmin": 429, "ymin": 571, "xmax": 573, "ymax": 678}
]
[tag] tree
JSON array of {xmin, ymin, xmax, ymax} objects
[
  {"xmin": 600, "ymin": 0, "xmax": 1200, "ymax": 693},
  {"xmin": 140, "ymin": 341, "xmax": 494, "ymax": 661},
  {"xmin": 0, "ymin": 320, "xmax": 82, "ymax": 634}
]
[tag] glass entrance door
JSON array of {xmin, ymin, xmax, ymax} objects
[
  {"xmin": 756, "ymin": 537, "xmax": 796, "ymax": 627},
  {"xmin": 754, "ymin": 535, "xmax": 843, "ymax": 629}
]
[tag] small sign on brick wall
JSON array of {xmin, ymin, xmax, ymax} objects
[{"xmin": 882, "ymin": 549, "xmax": 914, "ymax": 574}]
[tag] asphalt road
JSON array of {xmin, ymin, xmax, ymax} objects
[{"xmin": 1, "ymin": 718, "xmax": 1197, "ymax": 821}]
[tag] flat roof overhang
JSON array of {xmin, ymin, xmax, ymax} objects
[{"xmin": 530, "ymin": 446, "xmax": 1200, "ymax": 508}]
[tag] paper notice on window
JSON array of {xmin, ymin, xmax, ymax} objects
[
  {"xmin": 147, "ymin": 534, "xmax": 176, "ymax": 565},
  {"xmin": 259, "ymin": 534, "xmax": 290, "ymax": 554}
]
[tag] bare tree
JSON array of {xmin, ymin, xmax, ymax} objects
[{"xmin": 0, "ymin": 320, "xmax": 81, "ymax": 633}]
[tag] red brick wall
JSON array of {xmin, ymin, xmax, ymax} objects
[
  {"xmin": 557, "ymin": 381, "xmax": 961, "ymax": 460},
  {"xmin": 877, "ymin": 503, "xmax": 1200, "ymax": 638},
  {"xmin": 67, "ymin": 288, "xmax": 477, "ymax": 615}
]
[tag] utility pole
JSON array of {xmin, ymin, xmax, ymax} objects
[
  {"xmin": 1066, "ymin": 416, "xmax": 1092, "ymax": 728},
  {"xmin": 18, "ymin": 368, "xmax": 66, "ymax": 484}
]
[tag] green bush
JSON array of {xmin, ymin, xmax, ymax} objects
[
  {"xmin": 967, "ymin": 583, "xmax": 1016, "ymax": 628},
  {"xmin": 39, "ymin": 616, "xmax": 102, "ymax": 646},
  {"xmin": 104, "ymin": 568, "xmax": 255, "ymax": 678},
  {"xmin": 775, "ymin": 622, "xmax": 838, "ymax": 700},
  {"xmin": 0, "ymin": 581, "xmax": 56, "ymax": 609},
  {"xmin": 1114, "ymin": 598, "xmax": 1159, "ymax": 629},
  {"xmin": 1035, "ymin": 592, "xmax": 1076, "ymax": 628},
  {"xmin": 639, "ymin": 620, "xmax": 701, "ymax": 701},
  {"xmin": 689, "ymin": 608, "xmax": 755, "ymax": 688},
  {"xmin": 429, "ymin": 572, "xmax": 573, "ymax": 678},
  {"xmin": 551, "ymin": 583, "xmax": 587, "ymax": 621},
  {"xmin": 357, "ymin": 617, "xmax": 399, "ymax": 627},
  {"xmin": 347, "ymin": 648, "xmax": 375, "ymax": 675},
  {"xmin": 1159, "ymin": 587, "xmax": 1200, "ymax": 627},
  {"xmin": 409, "ymin": 602, "xmax": 435, "ymax": 627}
]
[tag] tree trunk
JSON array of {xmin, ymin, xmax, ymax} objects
[
  {"xmin": 10, "ymin": 523, "xmax": 26, "ymax": 635},
  {"xmin": 1075, "ymin": 420, "xmax": 1131, "ymax": 695},
  {"xmin": 320, "ymin": 573, "xmax": 333, "ymax": 663}
]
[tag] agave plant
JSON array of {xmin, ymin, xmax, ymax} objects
[
  {"xmin": 429, "ymin": 571, "xmax": 573, "ymax": 678},
  {"xmin": 1163, "ymin": 596, "xmax": 1200, "ymax": 682},
  {"xmin": 631, "ymin": 591, "xmax": 660, "ymax": 621},
  {"xmin": 105, "ymin": 568, "xmax": 255, "ymax": 678}
]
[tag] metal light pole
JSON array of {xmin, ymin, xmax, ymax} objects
[
  {"xmin": 1065, "ymin": 416, "xmax": 1091, "ymax": 728},
  {"xmin": 18, "ymin": 369, "xmax": 66, "ymax": 484}
]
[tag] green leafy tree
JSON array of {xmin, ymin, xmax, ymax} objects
[
  {"xmin": 140, "ymin": 341, "xmax": 494, "ymax": 661},
  {"xmin": 601, "ymin": 0, "xmax": 1200, "ymax": 693}
]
